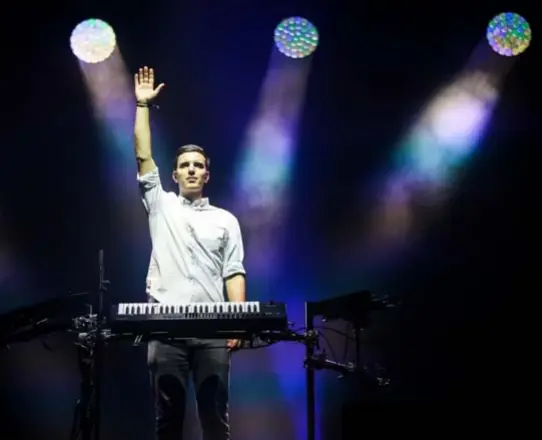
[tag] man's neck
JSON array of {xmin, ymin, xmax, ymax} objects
[{"xmin": 181, "ymin": 192, "xmax": 203, "ymax": 202}]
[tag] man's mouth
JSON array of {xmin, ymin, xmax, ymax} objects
[{"xmin": 187, "ymin": 178, "xmax": 197, "ymax": 183}]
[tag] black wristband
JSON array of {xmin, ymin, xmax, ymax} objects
[{"xmin": 136, "ymin": 101, "xmax": 160, "ymax": 110}]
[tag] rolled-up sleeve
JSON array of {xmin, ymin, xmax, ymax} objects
[
  {"xmin": 222, "ymin": 216, "xmax": 246, "ymax": 279},
  {"xmin": 137, "ymin": 167, "xmax": 164, "ymax": 213}
]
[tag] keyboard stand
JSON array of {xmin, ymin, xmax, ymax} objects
[{"xmin": 303, "ymin": 292, "xmax": 397, "ymax": 440}]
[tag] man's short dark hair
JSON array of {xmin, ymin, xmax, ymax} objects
[{"xmin": 173, "ymin": 144, "xmax": 211, "ymax": 170}]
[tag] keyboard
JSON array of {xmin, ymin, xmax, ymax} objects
[{"xmin": 109, "ymin": 301, "xmax": 288, "ymax": 339}]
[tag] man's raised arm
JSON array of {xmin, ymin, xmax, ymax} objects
[{"xmin": 134, "ymin": 66, "xmax": 165, "ymax": 175}]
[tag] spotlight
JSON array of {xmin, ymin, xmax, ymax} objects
[
  {"xmin": 70, "ymin": 18, "xmax": 117, "ymax": 64},
  {"xmin": 274, "ymin": 17, "xmax": 319, "ymax": 59},
  {"xmin": 486, "ymin": 12, "xmax": 531, "ymax": 57}
]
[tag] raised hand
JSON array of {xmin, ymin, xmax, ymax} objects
[{"xmin": 134, "ymin": 66, "xmax": 165, "ymax": 103}]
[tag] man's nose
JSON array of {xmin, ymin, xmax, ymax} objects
[{"xmin": 188, "ymin": 164, "xmax": 195, "ymax": 174}]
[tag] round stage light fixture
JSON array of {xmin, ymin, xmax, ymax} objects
[
  {"xmin": 274, "ymin": 17, "xmax": 319, "ymax": 59},
  {"xmin": 486, "ymin": 12, "xmax": 531, "ymax": 56},
  {"xmin": 70, "ymin": 19, "xmax": 117, "ymax": 64}
]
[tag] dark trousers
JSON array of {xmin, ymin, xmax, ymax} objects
[{"xmin": 148, "ymin": 339, "xmax": 231, "ymax": 440}]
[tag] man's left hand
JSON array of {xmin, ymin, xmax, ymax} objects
[{"xmin": 227, "ymin": 339, "xmax": 241, "ymax": 352}]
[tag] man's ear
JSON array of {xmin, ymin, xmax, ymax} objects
[
  {"xmin": 172, "ymin": 170, "xmax": 178, "ymax": 184},
  {"xmin": 204, "ymin": 171, "xmax": 210, "ymax": 184}
]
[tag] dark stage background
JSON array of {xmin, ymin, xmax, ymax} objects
[{"xmin": 0, "ymin": 0, "xmax": 537, "ymax": 439}]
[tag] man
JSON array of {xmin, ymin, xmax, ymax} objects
[{"xmin": 133, "ymin": 66, "xmax": 246, "ymax": 440}]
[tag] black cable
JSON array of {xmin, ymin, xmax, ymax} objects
[
  {"xmin": 341, "ymin": 323, "xmax": 351, "ymax": 363},
  {"xmin": 291, "ymin": 325, "xmax": 354, "ymax": 363},
  {"xmin": 315, "ymin": 330, "xmax": 337, "ymax": 363}
]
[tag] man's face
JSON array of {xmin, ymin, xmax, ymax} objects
[{"xmin": 173, "ymin": 151, "xmax": 209, "ymax": 196}]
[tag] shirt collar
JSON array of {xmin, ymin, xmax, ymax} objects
[{"xmin": 179, "ymin": 195, "xmax": 210, "ymax": 209}]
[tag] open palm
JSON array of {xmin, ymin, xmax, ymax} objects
[{"xmin": 134, "ymin": 66, "xmax": 165, "ymax": 102}]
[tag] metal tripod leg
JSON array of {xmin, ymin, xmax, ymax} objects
[{"xmin": 69, "ymin": 341, "xmax": 95, "ymax": 440}]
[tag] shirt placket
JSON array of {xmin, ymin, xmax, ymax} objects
[{"xmin": 186, "ymin": 208, "xmax": 198, "ymax": 284}]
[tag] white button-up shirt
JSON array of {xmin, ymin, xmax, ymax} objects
[{"xmin": 138, "ymin": 167, "xmax": 246, "ymax": 304}]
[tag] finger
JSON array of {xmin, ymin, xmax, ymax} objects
[
  {"xmin": 134, "ymin": 73, "xmax": 139, "ymax": 85},
  {"xmin": 144, "ymin": 66, "xmax": 150, "ymax": 82},
  {"xmin": 155, "ymin": 83, "xmax": 165, "ymax": 94}
]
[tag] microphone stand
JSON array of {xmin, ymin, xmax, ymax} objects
[
  {"xmin": 69, "ymin": 250, "xmax": 109, "ymax": 440},
  {"xmin": 93, "ymin": 249, "xmax": 108, "ymax": 440}
]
